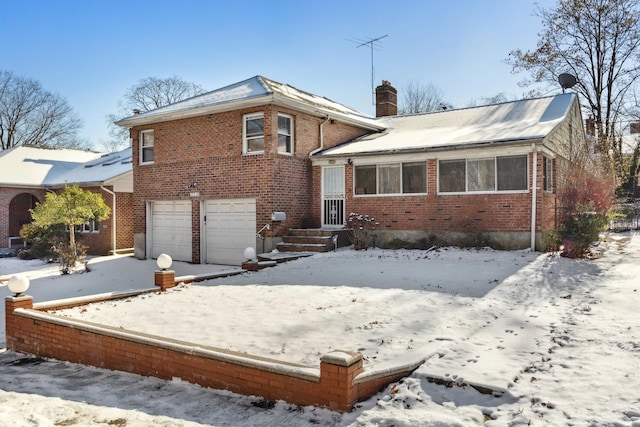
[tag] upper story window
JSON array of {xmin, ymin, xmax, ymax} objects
[
  {"xmin": 354, "ymin": 161, "xmax": 427, "ymax": 195},
  {"xmin": 243, "ymin": 113, "xmax": 264, "ymax": 154},
  {"xmin": 278, "ymin": 114, "xmax": 294, "ymax": 155},
  {"xmin": 140, "ymin": 130, "xmax": 154, "ymax": 165},
  {"xmin": 438, "ymin": 155, "xmax": 528, "ymax": 193}
]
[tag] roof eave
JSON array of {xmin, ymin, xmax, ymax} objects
[
  {"xmin": 272, "ymin": 95, "xmax": 384, "ymax": 131},
  {"xmin": 311, "ymin": 137, "xmax": 545, "ymax": 160},
  {"xmin": 114, "ymin": 95, "xmax": 274, "ymax": 128}
]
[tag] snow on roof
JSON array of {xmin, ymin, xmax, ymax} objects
[
  {"xmin": 0, "ymin": 145, "xmax": 131, "ymax": 188},
  {"xmin": 0, "ymin": 146, "xmax": 103, "ymax": 187},
  {"xmin": 48, "ymin": 147, "xmax": 132, "ymax": 187},
  {"xmin": 315, "ymin": 93, "xmax": 576, "ymax": 157},
  {"xmin": 115, "ymin": 76, "xmax": 381, "ymax": 130}
]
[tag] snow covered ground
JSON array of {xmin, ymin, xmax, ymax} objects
[{"xmin": 1, "ymin": 233, "xmax": 639, "ymax": 426}]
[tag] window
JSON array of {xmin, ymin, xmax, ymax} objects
[
  {"xmin": 467, "ymin": 158, "xmax": 495, "ymax": 192},
  {"xmin": 543, "ymin": 156, "xmax": 554, "ymax": 192},
  {"xmin": 438, "ymin": 160, "xmax": 466, "ymax": 193},
  {"xmin": 355, "ymin": 165, "xmax": 376, "ymax": 194},
  {"xmin": 81, "ymin": 220, "xmax": 99, "ymax": 233},
  {"xmin": 402, "ymin": 162, "xmax": 427, "ymax": 193},
  {"xmin": 355, "ymin": 162, "xmax": 427, "ymax": 195},
  {"xmin": 278, "ymin": 114, "xmax": 294, "ymax": 154},
  {"xmin": 379, "ymin": 164, "xmax": 401, "ymax": 194},
  {"xmin": 243, "ymin": 113, "xmax": 264, "ymax": 154},
  {"xmin": 497, "ymin": 156, "xmax": 527, "ymax": 191},
  {"xmin": 438, "ymin": 155, "xmax": 528, "ymax": 193},
  {"xmin": 140, "ymin": 130, "xmax": 154, "ymax": 164}
]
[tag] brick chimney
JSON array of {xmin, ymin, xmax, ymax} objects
[{"xmin": 375, "ymin": 80, "xmax": 397, "ymax": 117}]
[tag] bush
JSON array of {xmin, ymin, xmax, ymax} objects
[
  {"xmin": 557, "ymin": 174, "xmax": 614, "ymax": 258},
  {"xmin": 561, "ymin": 204, "xmax": 610, "ymax": 257},
  {"xmin": 19, "ymin": 223, "xmax": 66, "ymax": 260},
  {"xmin": 19, "ymin": 222, "xmax": 85, "ymax": 271},
  {"xmin": 345, "ymin": 213, "xmax": 378, "ymax": 250}
]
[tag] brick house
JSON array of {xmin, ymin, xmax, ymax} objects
[
  {"xmin": 0, "ymin": 145, "xmax": 134, "ymax": 255},
  {"xmin": 311, "ymin": 82, "xmax": 584, "ymax": 251},
  {"xmin": 116, "ymin": 76, "xmax": 584, "ymax": 265}
]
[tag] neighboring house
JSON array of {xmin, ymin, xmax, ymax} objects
[
  {"xmin": 115, "ymin": 76, "xmax": 584, "ymax": 265},
  {"xmin": 0, "ymin": 145, "xmax": 134, "ymax": 255}
]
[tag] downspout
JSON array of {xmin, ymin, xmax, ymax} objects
[
  {"xmin": 310, "ymin": 116, "xmax": 331, "ymax": 157},
  {"xmin": 101, "ymin": 186, "xmax": 117, "ymax": 253},
  {"xmin": 530, "ymin": 143, "xmax": 538, "ymax": 251}
]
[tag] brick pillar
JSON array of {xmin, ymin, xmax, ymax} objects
[
  {"xmin": 5, "ymin": 295, "xmax": 33, "ymax": 350},
  {"xmin": 154, "ymin": 270, "xmax": 175, "ymax": 291},
  {"xmin": 319, "ymin": 350, "xmax": 363, "ymax": 411}
]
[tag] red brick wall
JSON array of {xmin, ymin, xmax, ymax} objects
[
  {"xmin": 115, "ymin": 192, "xmax": 134, "ymax": 250},
  {"xmin": 311, "ymin": 152, "xmax": 558, "ymax": 249},
  {"xmin": 130, "ymin": 105, "xmax": 372, "ymax": 261},
  {"xmin": 0, "ymin": 186, "xmax": 131, "ymax": 254},
  {"xmin": 0, "ymin": 188, "xmax": 45, "ymax": 248},
  {"xmin": 5, "ymin": 295, "xmax": 418, "ymax": 412}
]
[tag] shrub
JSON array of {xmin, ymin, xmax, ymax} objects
[
  {"xmin": 345, "ymin": 213, "xmax": 378, "ymax": 250},
  {"xmin": 557, "ymin": 173, "xmax": 614, "ymax": 258},
  {"xmin": 19, "ymin": 222, "xmax": 85, "ymax": 270}
]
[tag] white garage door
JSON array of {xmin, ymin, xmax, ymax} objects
[
  {"xmin": 151, "ymin": 201, "xmax": 192, "ymax": 262},
  {"xmin": 205, "ymin": 198, "xmax": 256, "ymax": 265}
]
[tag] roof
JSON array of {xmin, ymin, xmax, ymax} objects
[
  {"xmin": 115, "ymin": 76, "xmax": 383, "ymax": 131},
  {"xmin": 313, "ymin": 93, "xmax": 577, "ymax": 158},
  {"xmin": 47, "ymin": 147, "xmax": 132, "ymax": 187},
  {"xmin": 0, "ymin": 145, "xmax": 132, "ymax": 188}
]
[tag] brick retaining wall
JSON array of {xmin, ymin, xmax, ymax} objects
[{"xmin": 5, "ymin": 292, "xmax": 421, "ymax": 411}]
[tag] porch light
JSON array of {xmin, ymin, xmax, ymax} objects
[
  {"xmin": 8, "ymin": 275, "xmax": 29, "ymax": 297},
  {"xmin": 157, "ymin": 253, "xmax": 173, "ymax": 270},
  {"xmin": 244, "ymin": 247, "xmax": 257, "ymax": 262}
]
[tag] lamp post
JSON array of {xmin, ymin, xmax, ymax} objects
[
  {"xmin": 7, "ymin": 275, "xmax": 30, "ymax": 297},
  {"xmin": 154, "ymin": 253, "xmax": 175, "ymax": 290},
  {"xmin": 156, "ymin": 253, "xmax": 173, "ymax": 270}
]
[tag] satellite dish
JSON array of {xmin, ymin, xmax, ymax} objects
[{"xmin": 558, "ymin": 73, "xmax": 577, "ymax": 92}]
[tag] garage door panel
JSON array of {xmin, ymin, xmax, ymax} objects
[
  {"xmin": 151, "ymin": 201, "xmax": 192, "ymax": 262},
  {"xmin": 205, "ymin": 198, "xmax": 256, "ymax": 266}
]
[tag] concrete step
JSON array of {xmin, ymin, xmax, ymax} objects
[
  {"xmin": 282, "ymin": 235, "xmax": 334, "ymax": 246},
  {"xmin": 276, "ymin": 242, "xmax": 332, "ymax": 253}
]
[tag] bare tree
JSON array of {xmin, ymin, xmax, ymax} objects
[
  {"xmin": 106, "ymin": 75, "xmax": 205, "ymax": 149},
  {"xmin": 506, "ymin": 0, "xmax": 640, "ymax": 188},
  {"xmin": 0, "ymin": 70, "xmax": 82, "ymax": 150},
  {"xmin": 399, "ymin": 81, "xmax": 451, "ymax": 114}
]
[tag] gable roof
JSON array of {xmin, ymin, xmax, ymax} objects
[
  {"xmin": 115, "ymin": 76, "xmax": 383, "ymax": 131},
  {"xmin": 313, "ymin": 93, "xmax": 577, "ymax": 158},
  {"xmin": 0, "ymin": 145, "xmax": 132, "ymax": 189}
]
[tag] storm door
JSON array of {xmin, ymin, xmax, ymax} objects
[{"xmin": 321, "ymin": 166, "xmax": 345, "ymax": 227}]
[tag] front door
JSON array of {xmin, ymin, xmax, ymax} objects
[{"xmin": 322, "ymin": 166, "xmax": 345, "ymax": 228}]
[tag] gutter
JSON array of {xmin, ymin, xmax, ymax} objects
[
  {"xmin": 311, "ymin": 137, "xmax": 546, "ymax": 160},
  {"xmin": 530, "ymin": 143, "xmax": 538, "ymax": 251},
  {"xmin": 100, "ymin": 185, "xmax": 117, "ymax": 253},
  {"xmin": 309, "ymin": 116, "xmax": 331, "ymax": 157}
]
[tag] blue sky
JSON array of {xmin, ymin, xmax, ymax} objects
[{"xmin": 2, "ymin": 0, "xmax": 558, "ymax": 149}]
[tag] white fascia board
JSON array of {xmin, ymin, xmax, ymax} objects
[
  {"xmin": 311, "ymin": 138, "xmax": 543, "ymax": 165},
  {"xmin": 115, "ymin": 95, "xmax": 274, "ymax": 128},
  {"xmin": 273, "ymin": 95, "xmax": 384, "ymax": 131}
]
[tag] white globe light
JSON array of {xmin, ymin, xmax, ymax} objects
[
  {"xmin": 243, "ymin": 247, "xmax": 256, "ymax": 261},
  {"xmin": 156, "ymin": 253, "xmax": 173, "ymax": 270},
  {"xmin": 8, "ymin": 275, "xmax": 29, "ymax": 297}
]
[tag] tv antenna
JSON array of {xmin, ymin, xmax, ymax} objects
[{"xmin": 351, "ymin": 35, "xmax": 388, "ymax": 105}]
